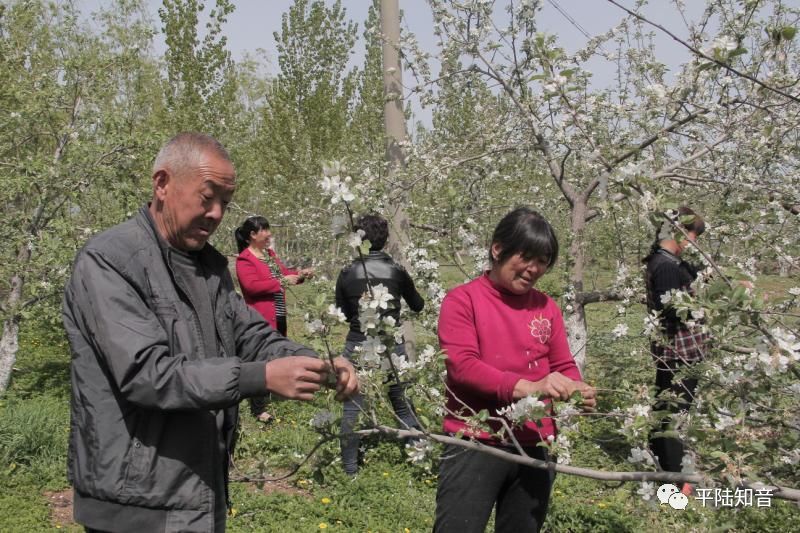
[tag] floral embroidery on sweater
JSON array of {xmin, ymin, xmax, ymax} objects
[{"xmin": 529, "ymin": 315, "xmax": 551, "ymax": 344}]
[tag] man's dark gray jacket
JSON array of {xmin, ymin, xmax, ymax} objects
[{"xmin": 63, "ymin": 206, "xmax": 316, "ymax": 532}]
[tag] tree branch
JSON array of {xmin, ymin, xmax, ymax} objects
[
  {"xmin": 606, "ymin": 0, "xmax": 800, "ymax": 104},
  {"xmin": 360, "ymin": 425, "xmax": 800, "ymax": 502}
]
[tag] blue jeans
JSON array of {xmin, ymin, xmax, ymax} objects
[{"xmin": 340, "ymin": 340, "xmax": 420, "ymax": 475}]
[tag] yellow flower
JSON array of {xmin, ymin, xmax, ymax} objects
[
  {"xmin": 229, "ymin": 507, "xmax": 238, "ymax": 517},
  {"xmin": 319, "ymin": 523, "xmax": 328, "ymax": 529},
  {"xmin": 598, "ymin": 502, "xmax": 607, "ymax": 509},
  {"xmin": 405, "ymin": 529, "xmax": 411, "ymax": 533},
  {"xmin": 321, "ymin": 497, "xmax": 331, "ymax": 504},
  {"xmin": 383, "ymin": 472, "xmax": 389, "ymax": 477}
]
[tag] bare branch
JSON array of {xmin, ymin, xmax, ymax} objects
[{"xmin": 360, "ymin": 426, "xmax": 800, "ymax": 503}]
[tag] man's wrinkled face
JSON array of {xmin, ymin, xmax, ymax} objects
[{"xmin": 154, "ymin": 151, "xmax": 236, "ymax": 251}]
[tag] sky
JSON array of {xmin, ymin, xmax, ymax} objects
[{"xmin": 78, "ymin": 0, "xmax": 712, "ymax": 126}]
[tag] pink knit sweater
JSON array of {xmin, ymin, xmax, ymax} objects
[{"xmin": 438, "ymin": 273, "xmax": 582, "ymax": 446}]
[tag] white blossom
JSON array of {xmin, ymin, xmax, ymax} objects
[
  {"xmin": 305, "ymin": 318, "xmax": 325, "ymax": 334},
  {"xmin": 358, "ymin": 307, "xmax": 380, "ymax": 332},
  {"xmin": 637, "ymin": 482, "xmax": 656, "ymax": 501},
  {"xmin": 347, "ymin": 229, "xmax": 365, "ymax": 249},
  {"xmin": 714, "ymin": 413, "xmax": 737, "ymax": 431},
  {"xmin": 497, "ymin": 395, "xmax": 547, "ymax": 424},
  {"xmin": 358, "ymin": 337, "xmax": 386, "ymax": 367},
  {"xmin": 326, "ymin": 304, "xmax": 346, "ymax": 323},
  {"xmin": 627, "ymin": 447, "xmax": 655, "ymax": 466},
  {"xmin": 712, "ymin": 34, "xmax": 738, "ymax": 52},
  {"xmin": 364, "ymin": 283, "xmax": 393, "ymax": 310},
  {"xmin": 612, "ymin": 323, "xmax": 629, "ymax": 338},
  {"xmin": 780, "ymin": 449, "xmax": 800, "ymax": 466},
  {"xmin": 406, "ymin": 439, "xmax": 433, "ymax": 464}
]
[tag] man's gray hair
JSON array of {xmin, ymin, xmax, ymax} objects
[{"xmin": 152, "ymin": 132, "xmax": 232, "ymax": 177}]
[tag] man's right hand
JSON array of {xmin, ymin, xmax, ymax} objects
[{"xmin": 264, "ymin": 356, "xmax": 328, "ymax": 400}]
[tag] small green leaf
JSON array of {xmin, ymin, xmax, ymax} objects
[
  {"xmin": 728, "ymin": 46, "xmax": 748, "ymax": 58},
  {"xmin": 781, "ymin": 26, "xmax": 797, "ymax": 40}
]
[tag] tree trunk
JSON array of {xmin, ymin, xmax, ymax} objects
[
  {"xmin": 380, "ymin": 0, "xmax": 417, "ymax": 357},
  {"xmin": 565, "ymin": 201, "xmax": 588, "ymax": 373},
  {"xmin": 0, "ymin": 242, "xmax": 29, "ymax": 393}
]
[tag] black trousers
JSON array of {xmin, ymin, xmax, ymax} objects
[
  {"xmin": 649, "ymin": 359, "xmax": 698, "ymax": 473},
  {"xmin": 434, "ymin": 444, "xmax": 554, "ymax": 533},
  {"xmin": 249, "ymin": 315, "xmax": 287, "ymax": 417}
]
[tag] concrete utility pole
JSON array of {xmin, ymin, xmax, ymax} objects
[{"xmin": 380, "ymin": 0, "xmax": 417, "ymax": 355}]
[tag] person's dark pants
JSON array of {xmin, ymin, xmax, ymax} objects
[
  {"xmin": 434, "ymin": 444, "xmax": 555, "ymax": 533},
  {"xmin": 649, "ymin": 358, "xmax": 699, "ymax": 473},
  {"xmin": 249, "ymin": 315, "xmax": 287, "ymax": 418},
  {"xmin": 339, "ymin": 340, "xmax": 420, "ymax": 475}
]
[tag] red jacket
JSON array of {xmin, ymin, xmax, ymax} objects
[
  {"xmin": 438, "ymin": 273, "xmax": 582, "ymax": 446},
  {"xmin": 235, "ymin": 247, "xmax": 299, "ymax": 328}
]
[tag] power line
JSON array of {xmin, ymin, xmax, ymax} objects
[{"xmin": 547, "ymin": 0, "xmax": 593, "ymax": 40}]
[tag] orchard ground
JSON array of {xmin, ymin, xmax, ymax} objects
[{"xmin": 0, "ymin": 266, "xmax": 798, "ymax": 532}]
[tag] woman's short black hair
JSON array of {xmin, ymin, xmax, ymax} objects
[
  {"xmin": 234, "ymin": 216, "xmax": 270, "ymax": 253},
  {"xmin": 355, "ymin": 214, "xmax": 388, "ymax": 251},
  {"xmin": 489, "ymin": 207, "xmax": 559, "ymax": 268}
]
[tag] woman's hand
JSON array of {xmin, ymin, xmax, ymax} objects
[
  {"xmin": 514, "ymin": 372, "xmax": 596, "ymax": 410},
  {"xmin": 283, "ymin": 274, "xmax": 301, "ymax": 285},
  {"xmin": 298, "ymin": 267, "xmax": 315, "ymax": 280}
]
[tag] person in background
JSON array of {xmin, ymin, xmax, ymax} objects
[
  {"xmin": 434, "ymin": 207, "xmax": 595, "ymax": 533},
  {"xmin": 63, "ymin": 132, "xmax": 357, "ymax": 533},
  {"xmin": 643, "ymin": 206, "xmax": 707, "ymax": 495},
  {"xmin": 235, "ymin": 216, "xmax": 314, "ymax": 423},
  {"xmin": 335, "ymin": 214, "xmax": 424, "ymax": 476}
]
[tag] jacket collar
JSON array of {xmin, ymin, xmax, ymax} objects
[
  {"xmin": 655, "ymin": 247, "xmax": 682, "ymax": 265},
  {"xmin": 365, "ymin": 250, "xmax": 391, "ymax": 260}
]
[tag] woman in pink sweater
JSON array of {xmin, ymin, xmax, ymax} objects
[
  {"xmin": 434, "ymin": 207, "xmax": 596, "ymax": 533},
  {"xmin": 234, "ymin": 216, "xmax": 312, "ymax": 422}
]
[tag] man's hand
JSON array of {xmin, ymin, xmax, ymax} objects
[
  {"xmin": 330, "ymin": 356, "xmax": 359, "ymax": 400},
  {"xmin": 265, "ymin": 356, "xmax": 328, "ymax": 400}
]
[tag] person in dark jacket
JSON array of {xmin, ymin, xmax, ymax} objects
[
  {"xmin": 643, "ymin": 206, "xmax": 706, "ymax": 494},
  {"xmin": 334, "ymin": 214, "xmax": 424, "ymax": 475},
  {"xmin": 62, "ymin": 132, "xmax": 358, "ymax": 533}
]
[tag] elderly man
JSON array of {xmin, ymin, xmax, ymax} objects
[{"xmin": 63, "ymin": 133, "xmax": 357, "ymax": 532}]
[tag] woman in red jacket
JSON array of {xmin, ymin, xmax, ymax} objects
[
  {"xmin": 234, "ymin": 216, "xmax": 313, "ymax": 421},
  {"xmin": 434, "ymin": 207, "xmax": 596, "ymax": 533}
]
